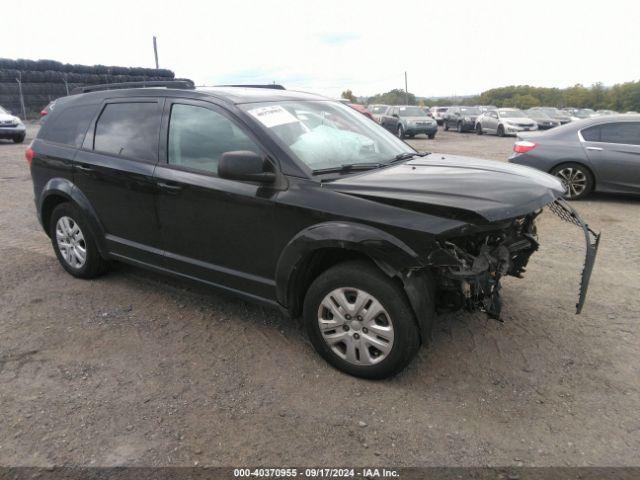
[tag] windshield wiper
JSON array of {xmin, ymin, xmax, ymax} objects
[
  {"xmin": 312, "ymin": 162, "xmax": 384, "ymax": 175},
  {"xmin": 389, "ymin": 151, "xmax": 431, "ymax": 163}
]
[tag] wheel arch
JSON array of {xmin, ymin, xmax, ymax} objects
[
  {"xmin": 39, "ymin": 178, "xmax": 108, "ymax": 256},
  {"xmin": 275, "ymin": 222, "xmax": 435, "ymax": 338}
]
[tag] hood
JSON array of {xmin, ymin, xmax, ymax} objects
[
  {"xmin": 0, "ymin": 112, "xmax": 19, "ymax": 123},
  {"xmin": 324, "ymin": 154, "xmax": 564, "ymax": 223}
]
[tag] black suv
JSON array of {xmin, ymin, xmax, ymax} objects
[
  {"xmin": 27, "ymin": 83, "xmax": 599, "ymax": 378},
  {"xmin": 443, "ymin": 106, "xmax": 482, "ymax": 132}
]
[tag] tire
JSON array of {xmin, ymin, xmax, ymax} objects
[
  {"xmin": 457, "ymin": 122, "xmax": 463, "ymax": 133},
  {"xmin": 303, "ymin": 261, "xmax": 421, "ymax": 379},
  {"xmin": 13, "ymin": 134, "xmax": 25, "ymax": 144},
  {"xmin": 497, "ymin": 124, "xmax": 505, "ymax": 137},
  {"xmin": 428, "ymin": 133, "xmax": 435, "ymax": 139},
  {"xmin": 476, "ymin": 123, "xmax": 483, "ymax": 135},
  {"xmin": 49, "ymin": 202, "xmax": 108, "ymax": 278},
  {"xmin": 443, "ymin": 121, "xmax": 449, "ymax": 131},
  {"xmin": 550, "ymin": 163, "xmax": 594, "ymax": 200},
  {"xmin": 397, "ymin": 124, "xmax": 405, "ymax": 139}
]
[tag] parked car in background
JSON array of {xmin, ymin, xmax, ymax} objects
[
  {"xmin": 443, "ymin": 106, "xmax": 482, "ymax": 132},
  {"xmin": 510, "ymin": 115, "xmax": 640, "ymax": 199},
  {"xmin": 529, "ymin": 107, "xmax": 572, "ymax": 125},
  {"xmin": 347, "ymin": 103, "xmax": 374, "ymax": 121},
  {"xmin": 0, "ymin": 105, "xmax": 26, "ymax": 143},
  {"xmin": 368, "ymin": 104, "xmax": 389, "ymax": 123},
  {"xmin": 564, "ymin": 108, "xmax": 595, "ymax": 121},
  {"xmin": 525, "ymin": 109, "xmax": 561, "ymax": 129},
  {"xmin": 430, "ymin": 106, "xmax": 449, "ymax": 125},
  {"xmin": 380, "ymin": 105, "xmax": 438, "ymax": 139},
  {"xmin": 475, "ymin": 108, "xmax": 538, "ymax": 136},
  {"xmin": 420, "ymin": 107, "xmax": 433, "ymax": 117},
  {"xmin": 338, "ymin": 98, "xmax": 375, "ymax": 121}
]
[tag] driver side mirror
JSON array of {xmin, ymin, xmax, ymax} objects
[{"xmin": 218, "ymin": 151, "xmax": 275, "ymax": 183}]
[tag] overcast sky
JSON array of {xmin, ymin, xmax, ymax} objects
[{"xmin": 8, "ymin": 0, "xmax": 640, "ymax": 98}]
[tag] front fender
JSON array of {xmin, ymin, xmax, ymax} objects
[
  {"xmin": 39, "ymin": 178, "xmax": 107, "ymax": 256},
  {"xmin": 275, "ymin": 221, "xmax": 425, "ymax": 306}
]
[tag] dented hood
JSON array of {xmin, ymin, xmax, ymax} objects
[{"xmin": 325, "ymin": 154, "xmax": 565, "ymax": 223}]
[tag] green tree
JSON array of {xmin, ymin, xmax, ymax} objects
[{"xmin": 341, "ymin": 89, "xmax": 356, "ymax": 102}]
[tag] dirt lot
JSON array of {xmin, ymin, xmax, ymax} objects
[{"xmin": 1, "ymin": 124, "xmax": 638, "ymax": 467}]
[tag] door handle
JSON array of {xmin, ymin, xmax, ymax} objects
[
  {"xmin": 75, "ymin": 164, "xmax": 94, "ymax": 172},
  {"xmin": 156, "ymin": 181, "xmax": 183, "ymax": 193},
  {"xmin": 586, "ymin": 146, "xmax": 603, "ymax": 151}
]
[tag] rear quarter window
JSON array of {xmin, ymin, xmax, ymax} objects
[{"xmin": 38, "ymin": 104, "xmax": 98, "ymax": 147}]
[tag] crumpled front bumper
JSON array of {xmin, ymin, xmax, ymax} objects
[{"xmin": 548, "ymin": 198, "xmax": 601, "ymax": 313}]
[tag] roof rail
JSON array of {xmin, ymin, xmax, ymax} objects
[
  {"xmin": 70, "ymin": 80, "xmax": 195, "ymax": 95},
  {"xmin": 215, "ymin": 84, "xmax": 286, "ymax": 90}
]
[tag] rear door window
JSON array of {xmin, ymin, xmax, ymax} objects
[
  {"xmin": 598, "ymin": 123, "xmax": 640, "ymax": 145},
  {"xmin": 93, "ymin": 102, "xmax": 161, "ymax": 162},
  {"xmin": 581, "ymin": 125, "xmax": 601, "ymax": 142},
  {"xmin": 38, "ymin": 104, "xmax": 97, "ymax": 147}
]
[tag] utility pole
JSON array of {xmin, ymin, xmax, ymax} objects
[
  {"xmin": 404, "ymin": 71, "xmax": 409, "ymax": 105},
  {"xmin": 153, "ymin": 36, "xmax": 159, "ymax": 69},
  {"xmin": 16, "ymin": 73, "xmax": 27, "ymax": 120}
]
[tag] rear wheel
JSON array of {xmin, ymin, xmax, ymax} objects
[
  {"xmin": 476, "ymin": 123, "xmax": 483, "ymax": 135},
  {"xmin": 551, "ymin": 163, "xmax": 593, "ymax": 200},
  {"xmin": 443, "ymin": 121, "xmax": 449, "ymax": 131},
  {"xmin": 397, "ymin": 124, "xmax": 405, "ymax": 139},
  {"xmin": 49, "ymin": 203, "xmax": 108, "ymax": 278},
  {"xmin": 304, "ymin": 261, "xmax": 421, "ymax": 379},
  {"xmin": 457, "ymin": 122, "xmax": 463, "ymax": 133},
  {"xmin": 497, "ymin": 124, "xmax": 505, "ymax": 137}
]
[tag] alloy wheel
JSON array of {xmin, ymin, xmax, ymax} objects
[
  {"xmin": 556, "ymin": 167, "xmax": 587, "ymax": 198},
  {"xmin": 317, "ymin": 287, "xmax": 395, "ymax": 366},
  {"xmin": 55, "ymin": 216, "xmax": 87, "ymax": 268}
]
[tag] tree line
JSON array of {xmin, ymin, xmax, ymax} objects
[{"xmin": 344, "ymin": 80, "xmax": 640, "ymax": 111}]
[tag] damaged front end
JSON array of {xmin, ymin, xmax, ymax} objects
[{"xmin": 428, "ymin": 199, "xmax": 600, "ymax": 319}]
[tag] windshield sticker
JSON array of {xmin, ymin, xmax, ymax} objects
[{"xmin": 248, "ymin": 105, "xmax": 299, "ymax": 128}]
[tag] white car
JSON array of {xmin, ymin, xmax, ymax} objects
[
  {"xmin": 430, "ymin": 106, "xmax": 449, "ymax": 125},
  {"xmin": 0, "ymin": 105, "xmax": 26, "ymax": 143},
  {"xmin": 475, "ymin": 108, "xmax": 538, "ymax": 137}
]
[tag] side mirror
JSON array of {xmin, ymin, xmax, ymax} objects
[
  {"xmin": 218, "ymin": 151, "xmax": 275, "ymax": 183},
  {"xmin": 392, "ymin": 113, "xmax": 399, "ymax": 118}
]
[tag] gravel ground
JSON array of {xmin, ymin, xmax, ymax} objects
[{"xmin": 0, "ymin": 124, "xmax": 638, "ymax": 467}]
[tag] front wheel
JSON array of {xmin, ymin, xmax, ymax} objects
[
  {"xmin": 443, "ymin": 121, "xmax": 449, "ymax": 131},
  {"xmin": 457, "ymin": 122, "xmax": 463, "ymax": 133},
  {"xmin": 497, "ymin": 124, "xmax": 505, "ymax": 137},
  {"xmin": 397, "ymin": 124, "xmax": 405, "ymax": 139},
  {"xmin": 304, "ymin": 261, "xmax": 421, "ymax": 379},
  {"xmin": 476, "ymin": 123, "xmax": 483, "ymax": 135},
  {"xmin": 428, "ymin": 133, "xmax": 435, "ymax": 139},
  {"xmin": 551, "ymin": 163, "xmax": 594, "ymax": 199},
  {"xmin": 13, "ymin": 134, "xmax": 25, "ymax": 144}
]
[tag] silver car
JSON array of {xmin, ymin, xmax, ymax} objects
[
  {"xmin": 475, "ymin": 108, "xmax": 538, "ymax": 136},
  {"xmin": 509, "ymin": 115, "xmax": 640, "ymax": 199}
]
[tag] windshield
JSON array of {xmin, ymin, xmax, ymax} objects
[
  {"xmin": 576, "ymin": 109, "xmax": 593, "ymax": 118},
  {"xmin": 436, "ymin": 107, "xmax": 448, "ymax": 112},
  {"xmin": 460, "ymin": 107, "xmax": 481, "ymax": 115},
  {"xmin": 499, "ymin": 109, "xmax": 527, "ymax": 118},
  {"xmin": 398, "ymin": 106, "xmax": 425, "ymax": 117},
  {"xmin": 369, "ymin": 105, "xmax": 388, "ymax": 114},
  {"xmin": 241, "ymin": 101, "xmax": 414, "ymax": 171},
  {"xmin": 529, "ymin": 110, "xmax": 551, "ymax": 119}
]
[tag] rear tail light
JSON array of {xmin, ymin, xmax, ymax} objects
[
  {"xmin": 25, "ymin": 146, "xmax": 34, "ymax": 166},
  {"xmin": 513, "ymin": 140, "xmax": 537, "ymax": 154},
  {"xmin": 40, "ymin": 109, "xmax": 48, "ymax": 117}
]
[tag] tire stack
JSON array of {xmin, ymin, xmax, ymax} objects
[{"xmin": 0, "ymin": 58, "xmax": 185, "ymax": 119}]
